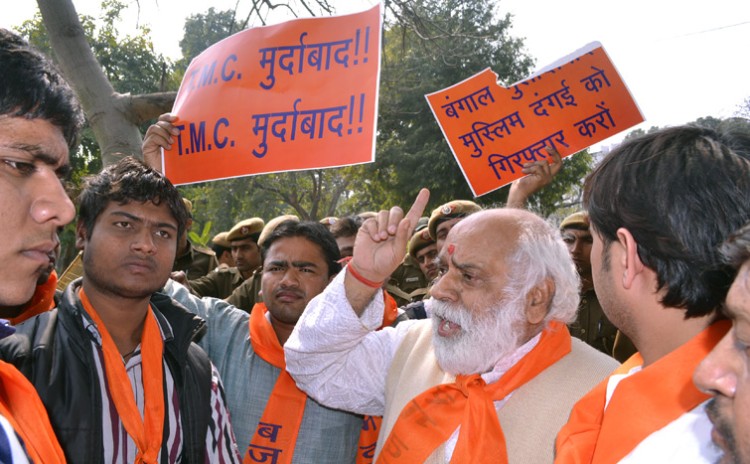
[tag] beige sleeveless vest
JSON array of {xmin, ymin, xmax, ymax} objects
[{"xmin": 376, "ymin": 321, "xmax": 618, "ymax": 463}]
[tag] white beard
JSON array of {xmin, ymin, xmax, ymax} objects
[{"xmin": 430, "ymin": 296, "xmax": 526, "ymax": 376}]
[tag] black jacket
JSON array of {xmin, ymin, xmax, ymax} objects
[{"xmin": 0, "ymin": 279, "xmax": 213, "ymax": 463}]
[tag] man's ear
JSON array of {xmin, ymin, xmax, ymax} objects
[
  {"xmin": 75, "ymin": 220, "xmax": 88, "ymax": 251},
  {"xmin": 616, "ymin": 227, "xmax": 645, "ymax": 290},
  {"xmin": 525, "ymin": 277, "xmax": 555, "ymax": 325}
]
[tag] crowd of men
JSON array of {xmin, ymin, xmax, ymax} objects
[{"xmin": 2, "ymin": 27, "xmax": 750, "ymax": 464}]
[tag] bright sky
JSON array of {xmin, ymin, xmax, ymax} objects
[{"xmin": 4, "ymin": 0, "xmax": 750, "ymax": 148}]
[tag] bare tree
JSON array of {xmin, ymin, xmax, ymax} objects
[{"xmin": 37, "ymin": 0, "xmax": 174, "ymax": 165}]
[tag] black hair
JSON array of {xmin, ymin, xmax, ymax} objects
[
  {"xmin": 584, "ymin": 122, "xmax": 750, "ymax": 318},
  {"xmin": 211, "ymin": 243, "xmax": 230, "ymax": 256},
  {"xmin": 0, "ymin": 29, "xmax": 84, "ymax": 149},
  {"xmin": 330, "ymin": 215, "xmax": 363, "ymax": 239},
  {"xmin": 78, "ymin": 156, "xmax": 189, "ymax": 240},
  {"xmin": 262, "ymin": 220, "xmax": 342, "ymax": 277}
]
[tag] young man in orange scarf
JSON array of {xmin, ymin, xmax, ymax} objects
[
  {"xmin": 163, "ymin": 219, "xmax": 367, "ymax": 463},
  {"xmin": 284, "ymin": 192, "xmax": 618, "ymax": 463},
  {"xmin": 0, "ymin": 27, "xmax": 85, "ymax": 463},
  {"xmin": 556, "ymin": 123, "xmax": 750, "ymax": 463},
  {"xmin": 0, "ymin": 157, "xmax": 241, "ymax": 463}
]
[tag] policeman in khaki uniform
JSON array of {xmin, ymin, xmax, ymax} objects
[
  {"xmin": 226, "ymin": 215, "xmax": 299, "ymax": 313},
  {"xmin": 390, "ymin": 226, "xmax": 443, "ymax": 307},
  {"xmin": 189, "ymin": 217, "xmax": 264, "ymax": 299},
  {"xmin": 427, "ymin": 200, "xmax": 482, "ymax": 252},
  {"xmin": 210, "ymin": 231, "xmax": 234, "ymax": 269},
  {"xmin": 408, "ymin": 228, "xmax": 439, "ymax": 283},
  {"xmin": 560, "ymin": 211, "xmax": 636, "ymax": 361},
  {"xmin": 172, "ymin": 198, "xmax": 219, "ymax": 280},
  {"xmin": 385, "ymin": 218, "xmax": 430, "ymax": 307}
]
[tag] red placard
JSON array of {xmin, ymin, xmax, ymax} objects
[
  {"xmin": 163, "ymin": 4, "xmax": 382, "ymax": 185},
  {"xmin": 426, "ymin": 42, "xmax": 644, "ymax": 197}
]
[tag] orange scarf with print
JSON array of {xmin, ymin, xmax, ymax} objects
[
  {"xmin": 80, "ymin": 288, "xmax": 165, "ymax": 464},
  {"xmin": 244, "ymin": 303, "xmax": 306, "ymax": 464},
  {"xmin": 555, "ymin": 320, "xmax": 730, "ymax": 464},
  {"xmin": 0, "ymin": 360, "xmax": 66, "ymax": 463},
  {"xmin": 377, "ymin": 322, "xmax": 572, "ymax": 464}
]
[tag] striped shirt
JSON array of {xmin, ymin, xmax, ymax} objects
[
  {"xmin": 83, "ymin": 310, "xmax": 241, "ymax": 463},
  {"xmin": 0, "ymin": 414, "xmax": 30, "ymax": 464}
]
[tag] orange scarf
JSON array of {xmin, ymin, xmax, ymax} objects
[
  {"xmin": 244, "ymin": 303, "xmax": 307, "ymax": 464},
  {"xmin": 555, "ymin": 320, "xmax": 730, "ymax": 464},
  {"xmin": 8, "ymin": 271, "xmax": 58, "ymax": 325},
  {"xmin": 356, "ymin": 292, "xmax": 399, "ymax": 464},
  {"xmin": 0, "ymin": 360, "xmax": 66, "ymax": 463},
  {"xmin": 381, "ymin": 291, "xmax": 399, "ymax": 328},
  {"xmin": 377, "ymin": 322, "xmax": 572, "ymax": 464},
  {"xmin": 79, "ymin": 288, "xmax": 165, "ymax": 464}
]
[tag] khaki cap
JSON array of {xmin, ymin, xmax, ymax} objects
[
  {"xmin": 319, "ymin": 216, "xmax": 337, "ymax": 226},
  {"xmin": 227, "ymin": 217, "xmax": 265, "ymax": 242},
  {"xmin": 427, "ymin": 200, "xmax": 481, "ymax": 240},
  {"xmin": 258, "ymin": 214, "xmax": 299, "ymax": 247},
  {"xmin": 408, "ymin": 228, "xmax": 436, "ymax": 258},
  {"xmin": 560, "ymin": 211, "xmax": 590, "ymax": 230},
  {"xmin": 211, "ymin": 231, "xmax": 231, "ymax": 248},
  {"xmin": 182, "ymin": 198, "xmax": 193, "ymax": 217}
]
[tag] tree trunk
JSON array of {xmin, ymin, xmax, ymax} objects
[{"xmin": 37, "ymin": 0, "xmax": 175, "ymax": 166}]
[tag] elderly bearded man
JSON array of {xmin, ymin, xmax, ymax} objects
[{"xmin": 285, "ymin": 190, "xmax": 617, "ymax": 463}]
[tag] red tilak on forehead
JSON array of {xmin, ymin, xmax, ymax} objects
[{"xmin": 447, "ymin": 244, "xmax": 455, "ymax": 255}]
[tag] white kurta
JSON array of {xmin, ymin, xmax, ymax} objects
[{"xmin": 607, "ymin": 368, "xmax": 722, "ymax": 463}]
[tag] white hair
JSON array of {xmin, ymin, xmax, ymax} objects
[{"xmin": 503, "ymin": 216, "xmax": 581, "ymax": 326}]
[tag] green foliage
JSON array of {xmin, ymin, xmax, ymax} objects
[
  {"xmin": 178, "ymin": 179, "xmax": 289, "ymax": 233},
  {"xmin": 188, "ymin": 220, "xmax": 213, "ymax": 247},
  {"xmin": 525, "ymin": 150, "xmax": 594, "ymax": 217},
  {"xmin": 176, "ymin": 8, "xmax": 244, "ymax": 73},
  {"xmin": 367, "ymin": 0, "xmax": 537, "ymax": 210}
]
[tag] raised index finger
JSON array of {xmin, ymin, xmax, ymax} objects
[{"xmin": 404, "ymin": 188, "xmax": 430, "ymax": 231}]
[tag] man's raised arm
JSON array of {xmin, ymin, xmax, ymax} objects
[
  {"xmin": 284, "ymin": 190, "xmax": 430, "ymax": 415},
  {"xmin": 344, "ymin": 189, "xmax": 430, "ymax": 313}
]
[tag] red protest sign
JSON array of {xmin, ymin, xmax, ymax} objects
[
  {"xmin": 163, "ymin": 4, "xmax": 381, "ymax": 185},
  {"xmin": 425, "ymin": 42, "xmax": 644, "ymax": 197}
]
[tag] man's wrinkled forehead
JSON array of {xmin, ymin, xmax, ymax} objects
[
  {"xmin": 442, "ymin": 209, "xmax": 523, "ymax": 256},
  {"xmin": 437, "ymin": 220, "xmax": 478, "ymax": 265}
]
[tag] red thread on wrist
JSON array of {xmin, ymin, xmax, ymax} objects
[{"xmin": 347, "ymin": 264, "xmax": 384, "ymax": 288}]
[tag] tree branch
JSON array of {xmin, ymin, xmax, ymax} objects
[{"xmin": 124, "ymin": 91, "xmax": 177, "ymax": 124}]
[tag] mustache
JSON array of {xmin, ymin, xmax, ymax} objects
[
  {"xmin": 431, "ymin": 300, "xmax": 474, "ymax": 328},
  {"xmin": 706, "ymin": 397, "xmax": 719, "ymax": 422},
  {"xmin": 273, "ymin": 287, "xmax": 304, "ymax": 298},
  {"xmin": 123, "ymin": 256, "xmax": 157, "ymax": 269},
  {"xmin": 706, "ymin": 397, "xmax": 737, "ymax": 457}
]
